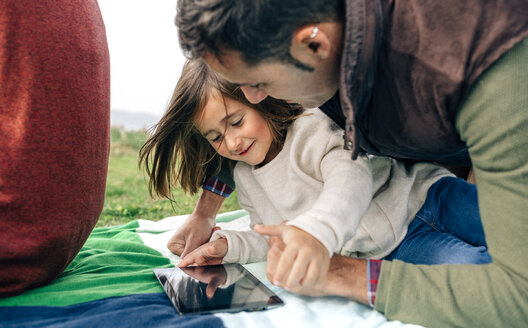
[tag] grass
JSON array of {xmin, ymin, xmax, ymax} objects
[{"xmin": 97, "ymin": 127, "xmax": 240, "ymax": 227}]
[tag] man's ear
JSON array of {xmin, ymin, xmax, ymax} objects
[{"xmin": 291, "ymin": 25, "xmax": 332, "ymax": 61}]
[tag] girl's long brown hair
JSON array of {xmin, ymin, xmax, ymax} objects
[{"xmin": 139, "ymin": 59, "xmax": 303, "ymax": 200}]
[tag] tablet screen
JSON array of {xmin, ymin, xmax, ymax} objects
[{"xmin": 154, "ymin": 264, "xmax": 284, "ymax": 315}]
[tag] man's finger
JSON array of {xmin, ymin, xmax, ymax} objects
[
  {"xmin": 180, "ymin": 244, "xmax": 193, "ymax": 259},
  {"xmin": 181, "ymin": 226, "xmax": 221, "ymax": 258},
  {"xmin": 179, "ymin": 234, "xmax": 203, "ymax": 258},
  {"xmin": 167, "ymin": 237, "xmax": 185, "ymax": 256}
]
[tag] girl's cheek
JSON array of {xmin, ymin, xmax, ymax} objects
[
  {"xmin": 216, "ymin": 144, "xmax": 229, "ymax": 158},
  {"xmin": 252, "ymin": 120, "xmax": 269, "ymax": 136}
]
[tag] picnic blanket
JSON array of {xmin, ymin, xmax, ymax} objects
[{"xmin": 0, "ymin": 210, "xmax": 423, "ymax": 328}]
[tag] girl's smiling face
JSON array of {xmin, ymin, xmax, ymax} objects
[{"xmin": 194, "ymin": 90, "xmax": 278, "ymax": 166}]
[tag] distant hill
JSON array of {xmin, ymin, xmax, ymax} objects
[{"xmin": 110, "ymin": 109, "xmax": 161, "ymax": 131}]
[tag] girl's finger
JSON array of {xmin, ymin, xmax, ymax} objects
[
  {"xmin": 272, "ymin": 246, "xmax": 297, "ymax": 287},
  {"xmin": 178, "ymin": 256, "xmax": 194, "ymax": 267},
  {"xmin": 179, "ymin": 244, "xmax": 208, "ymax": 267},
  {"xmin": 285, "ymin": 251, "xmax": 309, "ymax": 290},
  {"xmin": 301, "ymin": 258, "xmax": 321, "ymax": 287},
  {"xmin": 266, "ymin": 246, "xmax": 281, "ymax": 282}
]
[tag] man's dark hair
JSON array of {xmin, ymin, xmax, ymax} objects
[{"xmin": 176, "ymin": 0, "xmax": 342, "ymax": 71}]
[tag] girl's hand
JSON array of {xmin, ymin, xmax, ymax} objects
[
  {"xmin": 254, "ymin": 224, "xmax": 330, "ymax": 292},
  {"xmin": 178, "ymin": 238, "xmax": 228, "ymax": 267}
]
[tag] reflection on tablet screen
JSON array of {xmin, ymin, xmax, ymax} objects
[{"xmin": 154, "ymin": 264, "xmax": 284, "ymax": 315}]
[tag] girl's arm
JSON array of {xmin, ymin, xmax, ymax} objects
[
  {"xmin": 209, "ymin": 182, "xmax": 269, "ymax": 264},
  {"xmin": 287, "ymin": 141, "xmax": 374, "ymax": 256},
  {"xmin": 210, "ymin": 230, "xmax": 268, "ymax": 263}
]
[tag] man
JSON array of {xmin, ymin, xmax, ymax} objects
[
  {"xmin": 171, "ymin": 0, "xmax": 528, "ymax": 326},
  {"xmin": 0, "ymin": 1, "xmax": 110, "ymax": 297}
]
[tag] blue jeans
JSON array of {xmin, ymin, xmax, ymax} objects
[{"xmin": 384, "ymin": 177, "xmax": 492, "ymax": 265}]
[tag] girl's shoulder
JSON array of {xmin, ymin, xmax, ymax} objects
[
  {"xmin": 285, "ymin": 107, "xmax": 347, "ymax": 157},
  {"xmin": 290, "ymin": 107, "xmax": 342, "ymax": 138}
]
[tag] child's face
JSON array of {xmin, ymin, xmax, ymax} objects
[{"xmin": 194, "ymin": 90, "xmax": 277, "ymax": 166}]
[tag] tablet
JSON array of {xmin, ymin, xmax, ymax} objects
[{"xmin": 154, "ymin": 264, "xmax": 284, "ymax": 316}]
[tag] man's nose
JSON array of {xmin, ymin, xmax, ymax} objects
[{"xmin": 240, "ymin": 86, "xmax": 268, "ymax": 104}]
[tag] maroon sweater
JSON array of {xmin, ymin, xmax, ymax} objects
[{"xmin": 0, "ymin": 0, "xmax": 110, "ymax": 297}]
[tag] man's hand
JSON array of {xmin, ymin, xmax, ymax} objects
[
  {"xmin": 178, "ymin": 238, "xmax": 228, "ymax": 267},
  {"xmin": 167, "ymin": 216, "xmax": 217, "ymax": 257},
  {"xmin": 266, "ymin": 246, "xmax": 370, "ymax": 304},
  {"xmin": 167, "ymin": 189, "xmax": 225, "ymax": 257},
  {"xmin": 254, "ymin": 224, "xmax": 330, "ymax": 292}
]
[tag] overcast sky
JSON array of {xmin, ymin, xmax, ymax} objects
[{"xmin": 99, "ymin": 0, "xmax": 185, "ymax": 118}]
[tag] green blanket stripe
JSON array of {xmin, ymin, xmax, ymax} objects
[
  {"xmin": 0, "ymin": 227, "xmax": 171, "ymax": 307},
  {"xmin": 89, "ymin": 220, "xmax": 140, "ymax": 239},
  {"xmin": 215, "ymin": 209, "xmax": 248, "ymax": 223}
]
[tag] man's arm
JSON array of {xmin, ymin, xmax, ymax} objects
[
  {"xmin": 375, "ymin": 38, "xmax": 528, "ymax": 326},
  {"xmin": 168, "ymin": 156, "xmax": 235, "ymax": 257}
]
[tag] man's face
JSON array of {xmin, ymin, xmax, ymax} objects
[{"xmin": 204, "ymin": 50, "xmax": 339, "ymax": 109}]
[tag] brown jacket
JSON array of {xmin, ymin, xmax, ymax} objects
[{"xmin": 321, "ymin": 0, "xmax": 528, "ymax": 165}]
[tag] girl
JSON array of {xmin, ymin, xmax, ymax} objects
[{"xmin": 140, "ymin": 59, "xmax": 491, "ymax": 291}]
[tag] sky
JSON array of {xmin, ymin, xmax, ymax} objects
[{"xmin": 98, "ymin": 0, "xmax": 185, "ymax": 118}]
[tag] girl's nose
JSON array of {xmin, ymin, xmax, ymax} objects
[
  {"xmin": 224, "ymin": 133, "xmax": 241, "ymax": 153},
  {"xmin": 240, "ymin": 86, "xmax": 268, "ymax": 104}
]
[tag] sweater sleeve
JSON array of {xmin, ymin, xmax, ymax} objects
[
  {"xmin": 287, "ymin": 127, "xmax": 374, "ymax": 256},
  {"xmin": 374, "ymin": 38, "xmax": 528, "ymax": 327},
  {"xmin": 210, "ymin": 169, "xmax": 268, "ymax": 263}
]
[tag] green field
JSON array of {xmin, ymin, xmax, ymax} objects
[{"xmin": 97, "ymin": 127, "xmax": 240, "ymax": 227}]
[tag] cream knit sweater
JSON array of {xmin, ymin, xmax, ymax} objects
[{"xmin": 211, "ymin": 108, "xmax": 452, "ymax": 263}]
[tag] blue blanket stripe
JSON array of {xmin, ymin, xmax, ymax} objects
[{"xmin": 0, "ymin": 293, "xmax": 225, "ymax": 328}]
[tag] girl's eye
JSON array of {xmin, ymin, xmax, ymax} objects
[
  {"xmin": 232, "ymin": 118, "xmax": 243, "ymax": 127},
  {"xmin": 211, "ymin": 135, "xmax": 222, "ymax": 143}
]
